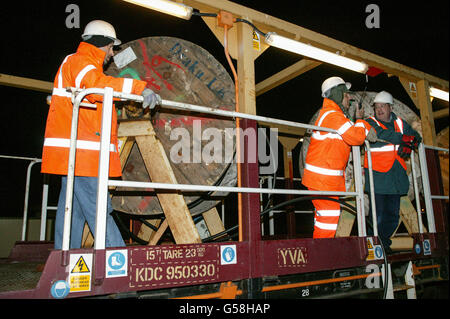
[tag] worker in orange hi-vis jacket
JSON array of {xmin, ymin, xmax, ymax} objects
[
  {"xmin": 302, "ymin": 76, "xmax": 377, "ymax": 238},
  {"xmin": 42, "ymin": 20, "xmax": 161, "ymax": 249}
]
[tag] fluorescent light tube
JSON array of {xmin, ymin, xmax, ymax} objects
[
  {"xmin": 429, "ymin": 86, "xmax": 449, "ymax": 102},
  {"xmin": 265, "ymin": 32, "xmax": 368, "ymax": 74},
  {"xmin": 123, "ymin": 0, "xmax": 193, "ymax": 20}
]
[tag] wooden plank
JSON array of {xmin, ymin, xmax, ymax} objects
[
  {"xmin": 118, "ymin": 120, "xmax": 156, "ymax": 137},
  {"xmin": 148, "ymin": 219, "xmax": 169, "ymax": 246},
  {"xmin": 134, "ymin": 121, "xmax": 202, "ymax": 244},
  {"xmin": 433, "ymin": 108, "xmax": 449, "ymax": 120},
  {"xmin": 0, "ymin": 73, "xmax": 52, "ymax": 93},
  {"xmin": 137, "ymin": 218, "xmax": 162, "ymax": 243},
  {"xmin": 417, "ymin": 79, "xmax": 437, "ymax": 146},
  {"xmin": 182, "ymin": 0, "xmax": 448, "ymax": 89},
  {"xmin": 256, "ymin": 59, "xmax": 321, "ymax": 96}
]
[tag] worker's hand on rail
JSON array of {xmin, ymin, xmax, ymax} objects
[
  {"xmin": 366, "ymin": 127, "xmax": 378, "ymax": 143},
  {"xmin": 411, "ymin": 135, "xmax": 422, "ymax": 150},
  {"xmin": 142, "ymin": 88, "xmax": 161, "ymax": 110},
  {"xmin": 398, "ymin": 141, "xmax": 413, "ymax": 159}
]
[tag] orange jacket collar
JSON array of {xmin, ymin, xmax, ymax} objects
[
  {"xmin": 77, "ymin": 41, "xmax": 106, "ymax": 68},
  {"xmin": 322, "ymin": 98, "xmax": 344, "ymax": 113}
]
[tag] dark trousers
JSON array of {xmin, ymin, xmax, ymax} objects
[{"xmin": 368, "ymin": 194, "xmax": 401, "ymax": 249}]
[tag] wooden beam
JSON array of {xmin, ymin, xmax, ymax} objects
[
  {"xmin": 236, "ymin": 20, "xmax": 257, "ymax": 115},
  {"xmin": 417, "ymin": 79, "xmax": 437, "ymax": 145},
  {"xmin": 433, "ymin": 108, "xmax": 449, "ymax": 120},
  {"xmin": 181, "ymin": 0, "xmax": 448, "ymax": 89},
  {"xmin": 200, "ymin": 15, "xmax": 270, "ymax": 60},
  {"xmin": 0, "ymin": 73, "xmax": 52, "ymax": 93},
  {"xmin": 122, "ymin": 120, "xmax": 202, "ymax": 244},
  {"xmin": 256, "ymin": 59, "xmax": 321, "ymax": 96},
  {"xmin": 399, "ymin": 77, "xmax": 419, "ymax": 108}
]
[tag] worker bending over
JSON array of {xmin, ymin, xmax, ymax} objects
[
  {"xmin": 302, "ymin": 76, "xmax": 376, "ymax": 238},
  {"xmin": 42, "ymin": 20, "xmax": 160, "ymax": 249},
  {"xmin": 364, "ymin": 91, "xmax": 421, "ymax": 254}
]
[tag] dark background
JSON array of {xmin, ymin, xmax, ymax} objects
[{"xmin": 0, "ymin": 1, "xmax": 448, "ymax": 220}]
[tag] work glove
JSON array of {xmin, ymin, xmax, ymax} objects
[
  {"xmin": 410, "ymin": 135, "xmax": 422, "ymax": 149},
  {"xmin": 366, "ymin": 127, "xmax": 378, "ymax": 143},
  {"xmin": 142, "ymin": 88, "xmax": 161, "ymax": 110},
  {"xmin": 398, "ymin": 136, "xmax": 414, "ymax": 159}
]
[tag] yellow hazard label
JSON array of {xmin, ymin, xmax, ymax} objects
[
  {"xmin": 70, "ymin": 275, "xmax": 91, "ymax": 292},
  {"xmin": 367, "ymin": 239, "xmax": 373, "ymax": 249},
  {"xmin": 252, "ymin": 31, "xmax": 260, "ymax": 51},
  {"xmin": 71, "ymin": 256, "xmax": 90, "ymax": 273},
  {"xmin": 367, "ymin": 250, "xmax": 374, "ymax": 261}
]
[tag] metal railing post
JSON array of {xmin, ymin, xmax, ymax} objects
[
  {"xmin": 352, "ymin": 146, "xmax": 366, "ymax": 237},
  {"xmin": 364, "ymin": 141, "xmax": 378, "ymax": 237},
  {"xmin": 94, "ymin": 87, "xmax": 114, "ymax": 251},
  {"xmin": 61, "ymin": 88, "xmax": 105, "ymax": 265},
  {"xmin": 417, "ymin": 143, "xmax": 436, "ymax": 233},
  {"xmin": 21, "ymin": 160, "xmax": 42, "ymax": 241},
  {"xmin": 410, "ymin": 150, "xmax": 424, "ymax": 234}
]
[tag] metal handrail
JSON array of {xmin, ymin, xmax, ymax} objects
[
  {"xmin": 0, "ymin": 155, "xmax": 54, "ymax": 241},
  {"xmin": 63, "ymin": 87, "xmax": 369, "ymax": 253}
]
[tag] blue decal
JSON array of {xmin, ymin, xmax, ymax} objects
[
  {"xmin": 414, "ymin": 243, "xmax": 421, "ymax": 254},
  {"xmin": 222, "ymin": 247, "xmax": 235, "ymax": 263},
  {"xmin": 51, "ymin": 280, "xmax": 70, "ymax": 299}
]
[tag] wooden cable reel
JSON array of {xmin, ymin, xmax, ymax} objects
[{"xmin": 105, "ymin": 37, "xmax": 237, "ymax": 218}]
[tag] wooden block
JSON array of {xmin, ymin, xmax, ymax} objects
[
  {"xmin": 202, "ymin": 207, "xmax": 226, "ymax": 237},
  {"xmin": 390, "ymin": 235, "xmax": 414, "ymax": 251},
  {"xmin": 336, "ymin": 209, "xmax": 356, "ymax": 237}
]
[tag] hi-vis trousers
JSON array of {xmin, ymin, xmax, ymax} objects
[{"xmin": 309, "ymin": 189, "xmax": 341, "ymax": 238}]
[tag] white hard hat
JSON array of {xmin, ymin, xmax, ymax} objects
[
  {"xmin": 373, "ymin": 91, "xmax": 394, "ymax": 105},
  {"xmin": 82, "ymin": 20, "xmax": 121, "ymax": 46},
  {"xmin": 321, "ymin": 76, "xmax": 351, "ymax": 98}
]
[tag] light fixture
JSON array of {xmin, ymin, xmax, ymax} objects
[
  {"xmin": 264, "ymin": 32, "xmax": 369, "ymax": 74},
  {"xmin": 123, "ymin": 0, "xmax": 193, "ymax": 20},
  {"xmin": 429, "ymin": 86, "xmax": 449, "ymax": 102}
]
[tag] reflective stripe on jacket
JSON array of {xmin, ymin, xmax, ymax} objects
[
  {"xmin": 363, "ymin": 116, "xmax": 406, "ymax": 172},
  {"xmin": 302, "ymin": 98, "xmax": 371, "ymax": 191},
  {"xmin": 42, "ymin": 42, "xmax": 147, "ymax": 177}
]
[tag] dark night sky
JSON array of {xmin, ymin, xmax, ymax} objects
[{"xmin": 0, "ymin": 0, "xmax": 448, "ymax": 217}]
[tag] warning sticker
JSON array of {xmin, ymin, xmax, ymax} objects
[
  {"xmin": 252, "ymin": 31, "xmax": 260, "ymax": 51},
  {"xmin": 366, "ymin": 237, "xmax": 383, "ymax": 261},
  {"xmin": 71, "ymin": 256, "xmax": 90, "ymax": 273},
  {"xmin": 68, "ymin": 254, "xmax": 92, "ymax": 292}
]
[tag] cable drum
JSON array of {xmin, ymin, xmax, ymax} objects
[
  {"xmin": 299, "ymin": 92, "xmax": 423, "ymax": 207},
  {"xmin": 105, "ymin": 36, "xmax": 237, "ymax": 216}
]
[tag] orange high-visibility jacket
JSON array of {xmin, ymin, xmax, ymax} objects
[
  {"xmin": 42, "ymin": 42, "xmax": 147, "ymax": 177},
  {"xmin": 363, "ymin": 116, "xmax": 406, "ymax": 172},
  {"xmin": 302, "ymin": 98, "xmax": 371, "ymax": 191}
]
